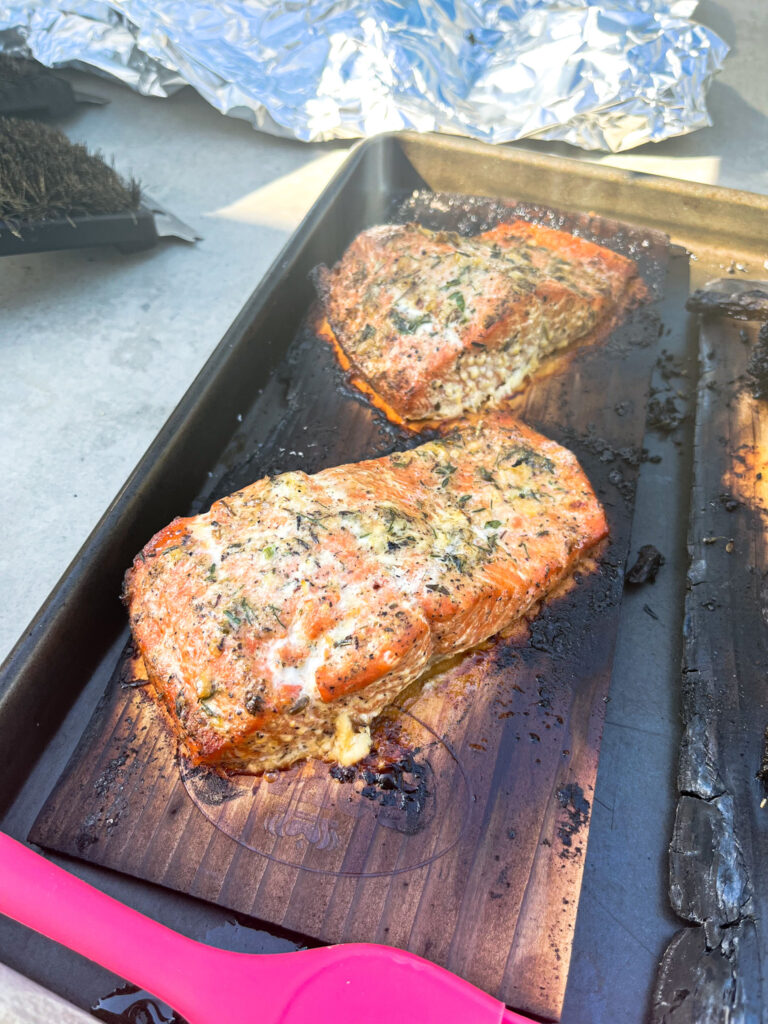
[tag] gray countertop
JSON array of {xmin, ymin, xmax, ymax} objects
[{"xmin": 1, "ymin": 0, "xmax": 767, "ymax": 1018}]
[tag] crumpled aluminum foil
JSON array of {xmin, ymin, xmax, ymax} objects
[{"xmin": 0, "ymin": 0, "xmax": 728, "ymax": 152}]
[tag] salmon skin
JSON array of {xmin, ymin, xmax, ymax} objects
[
  {"xmin": 316, "ymin": 220, "xmax": 645, "ymax": 421},
  {"xmin": 124, "ymin": 412, "xmax": 608, "ymax": 774}
]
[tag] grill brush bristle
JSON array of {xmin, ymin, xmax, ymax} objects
[{"xmin": 0, "ymin": 116, "xmax": 140, "ymax": 224}]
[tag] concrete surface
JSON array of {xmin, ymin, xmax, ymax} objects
[
  {"xmin": 1, "ymin": 0, "xmax": 766, "ymax": 1019},
  {"xmin": 0, "ymin": 962, "xmax": 93, "ymax": 1023}
]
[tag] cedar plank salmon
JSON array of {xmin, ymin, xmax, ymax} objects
[
  {"xmin": 124, "ymin": 412, "xmax": 607, "ymax": 774},
  {"xmin": 316, "ymin": 220, "xmax": 645, "ymax": 421}
]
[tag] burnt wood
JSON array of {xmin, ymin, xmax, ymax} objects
[
  {"xmin": 28, "ymin": 197, "xmax": 668, "ymax": 1021},
  {"xmin": 652, "ymin": 293, "xmax": 768, "ymax": 1022}
]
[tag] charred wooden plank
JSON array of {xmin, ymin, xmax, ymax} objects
[
  {"xmin": 29, "ymin": 196, "xmax": 669, "ymax": 1022},
  {"xmin": 652, "ymin": 290, "xmax": 768, "ymax": 1022},
  {"xmin": 685, "ymin": 280, "xmax": 768, "ymax": 321}
]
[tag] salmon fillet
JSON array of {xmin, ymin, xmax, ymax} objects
[
  {"xmin": 316, "ymin": 220, "xmax": 645, "ymax": 421},
  {"xmin": 124, "ymin": 412, "xmax": 607, "ymax": 774}
]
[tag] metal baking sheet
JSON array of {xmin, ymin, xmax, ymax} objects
[
  {"xmin": 26, "ymin": 190, "xmax": 668, "ymax": 1021},
  {"xmin": 2, "ymin": 134, "xmax": 767, "ymax": 1024}
]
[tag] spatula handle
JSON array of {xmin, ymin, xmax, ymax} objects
[{"xmin": 0, "ymin": 833, "xmax": 215, "ymax": 1016}]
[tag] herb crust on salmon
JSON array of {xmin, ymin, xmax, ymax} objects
[
  {"xmin": 123, "ymin": 412, "xmax": 607, "ymax": 774},
  {"xmin": 316, "ymin": 220, "xmax": 645, "ymax": 421}
]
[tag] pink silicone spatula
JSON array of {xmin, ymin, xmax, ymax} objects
[{"xmin": 0, "ymin": 833, "xmax": 532, "ymax": 1024}]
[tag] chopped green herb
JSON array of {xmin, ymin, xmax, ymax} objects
[
  {"xmin": 223, "ymin": 609, "xmax": 242, "ymax": 630},
  {"xmin": 239, "ymin": 597, "xmax": 257, "ymax": 625},
  {"xmin": 434, "ymin": 462, "xmax": 457, "ymax": 487},
  {"xmin": 268, "ymin": 604, "xmax": 286, "ymax": 629},
  {"xmin": 478, "ymin": 466, "xmax": 500, "ymax": 489},
  {"xmin": 390, "ymin": 309, "xmax": 432, "ymax": 334},
  {"xmin": 297, "ymin": 511, "xmax": 329, "ymax": 531},
  {"xmin": 204, "ymin": 563, "xmax": 217, "ymax": 582},
  {"xmin": 360, "ymin": 323, "xmax": 376, "ymax": 342},
  {"xmin": 262, "ymin": 544, "xmax": 276, "ymax": 560},
  {"xmin": 485, "ymin": 520, "xmax": 502, "ymax": 529},
  {"xmin": 449, "ymin": 291, "xmax": 465, "ymax": 312},
  {"xmin": 333, "ymin": 636, "xmax": 355, "ymax": 648},
  {"xmin": 443, "ymin": 552, "xmax": 466, "ymax": 573},
  {"xmin": 498, "ymin": 445, "xmax": 555, "ymax": 474}
]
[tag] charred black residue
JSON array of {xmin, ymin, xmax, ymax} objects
[
  {"xmin": 489, "ymin": 864, "xmax": 512, "ymax": 901},
  {"xmin": 182, "ymin": 763, "xmax": 242, "ymax": 806},
  {"xmin": 647, "ymin": 394, "xmax": 686, "ymax": 435},
  {"xmin": 499, "ymin": 556, "xmax": 620, "ymax": 668},
  {"xmin": 745, "ymin": 323, "xmax": 768, "ymax": 401},
  {"xmin": 556, "ymin": 783, "xmax": 590, "ymax": 859},
  {"xmin": 625, "ymin": 544, "xmax": 665, "ymax": 586},
  {"xmin": 587, "ymin": 561, "xmax": 621, "ymax": 615},
  {"xmin": 756, "ymin": 725, "xmax": 768, "ymax": 790},
  {"xmin": 527, "ymin": 607, "xmax": 571, "ymax": 658},
  {"xmin": 120, "ymin": 675, "xmax": 151, "ymax": 689},
  {"xmin": 94, "ymin": 754, "xmax": 128, "ymax": 797},
  {"xmin": 75, "ymin": 816, "xmax": 100, "ymax": 854},
  {"xmin": 719, "ymin": 492, "xmax": 742, "ymax": 513},
  {"xmin": 686, "ymin": 286, "xmax": 768, "ymax": 321},
  {"xmin": 75, "ymin": 748, "xmax": 133, "ymax": 847},
  {"xmin": 655, "ymin": 349, "xmax": 689, "ymax": 383},
  {"xmin": 331, "ymin": 753, "xmax": 429, "ymax": 834},
  {"xmin": 561, "ymin": 425, "xmax": 651, "ymax": 504},
  {"xmin": 118, "ymin": 643, "xmax": 150, "ymax": 689},
  {"xmin": 572, "ymin": 430, "xmax": 646, "ymax": 469},
  {"xmin": 642, "ymin": 348, "xmax": 691, "ymax": 439},
  {"xmin": 92, "ymin": 984, "xmax": 184, "ymax": 1024}
]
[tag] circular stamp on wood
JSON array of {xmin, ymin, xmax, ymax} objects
[{"xmin": 180, "ymin": 708, "xmax": 472, "ymax": 877}]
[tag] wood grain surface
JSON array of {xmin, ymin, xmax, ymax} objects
[
  {"xmin": 652, "ymin": 288, "xmax": 768, "ymax": 1021},
  {"xmin": 29, "ymin": 200, "xmax": 668, "ymax": 1022}
]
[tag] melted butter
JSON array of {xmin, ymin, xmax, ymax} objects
[{"xmin": 330, "ymin": 712, "xmax": 372, "ymax": 766}]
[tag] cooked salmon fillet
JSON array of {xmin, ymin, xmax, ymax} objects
[
  {"xmin": 124, "ymin": 412, "xmax": 607, "ymax": 774},
  {"xmin": 316, "ymin": 220, "xmax": 645, "ymax": 421}
]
